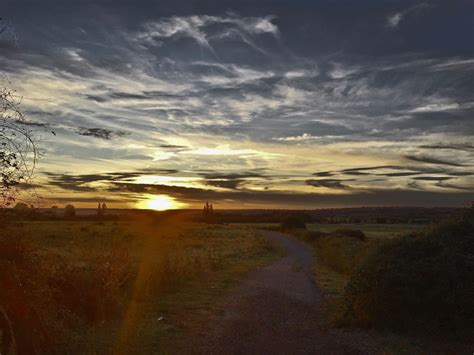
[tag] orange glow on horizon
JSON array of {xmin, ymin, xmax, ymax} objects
[{"xmin": 139, "ymin": 194, "xmax": 185, "ymax": 210}]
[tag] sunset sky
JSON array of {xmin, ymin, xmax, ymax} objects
[{"xmin": 1, "ymin": 0, "xmax": 473, "ymax": 209}]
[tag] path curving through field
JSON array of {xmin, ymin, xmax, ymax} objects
[{"xmin": 180, "ymin": 230, "xmax": 380, "ymax": 354}]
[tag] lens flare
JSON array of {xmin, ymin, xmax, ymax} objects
[{"xmin": 139, "ymin": 195, "xmax": 184, "ymax": 211}]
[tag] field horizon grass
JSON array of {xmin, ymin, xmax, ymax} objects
[{"xmin": 1, "ymin": 218, "xmax": 280, "ymax": 354}]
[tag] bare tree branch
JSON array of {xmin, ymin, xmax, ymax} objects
[{"xmin": 0, "ymin": 19, "xmax": 36, "ymax": 206}]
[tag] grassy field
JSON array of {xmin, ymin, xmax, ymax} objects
[
  {"xmin": 1, "ymin": 218, "xmax": 280, "ymax": 354},
  {"xmin": 306, "ymin": 223, "xmax": 424, "ymax": 240}
]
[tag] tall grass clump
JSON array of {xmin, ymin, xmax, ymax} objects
[
  {"xmin": 342, "ymin": 208, "xmax": 474, "ymax": 335},
  {"xmin": 0, "ymin": 236, "xmax": 133, "ymax": 354}
]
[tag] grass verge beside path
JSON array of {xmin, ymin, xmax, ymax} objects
[
  {"xmin": 1, "ymin": 220, "xmax": 280, "ymax": 354},
  {"xmin": 282, "ymin": 223, "xmax": 429, "ymax": 354}
]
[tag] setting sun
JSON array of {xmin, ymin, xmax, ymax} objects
[{"xmin": 141, "ymin": 195, "xmax": 181, "ymax": 211}]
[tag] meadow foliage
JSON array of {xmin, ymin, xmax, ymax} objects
[
  {"xmin": 0, "ymin": 219, "xmax": 277, "ymax": 353},
  {"xmin": 342, "ymin": 209, "xmax": 474, "ymax": 334}
]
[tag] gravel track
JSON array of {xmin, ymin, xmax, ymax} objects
[{"xmin": 177, "ymin": 230, "xmax": 380, "ymax": 354}]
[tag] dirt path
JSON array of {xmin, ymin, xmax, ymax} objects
[{"xmin": 178, "ymin": 231, "xmax": 380, "ymax": 354}]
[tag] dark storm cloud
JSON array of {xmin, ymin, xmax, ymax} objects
[
  {"xmin": 420, "ymin": 143, "xmax": 474, "ymax": 151},
  {"xmin": 413, "ymin": 176, "xmax": 452, "ymax": 181},
  {"xmin": 14, "ymin": 119, "xmax": 49, "ymax": 127},
  {"xmin": 45, "ymin": 173, "xmax": 104, "ymax": 192},
  {"xmin": 109, "ymin": 183, "xmax": 206, "ymax": 199},
  {"xmin": 306, "ymin": 179, "xmax": 352, "ymax": 190},
  {"xmin": 76, "ymin": 127, "xmax": 128, "ymax": 140},
  {"xmin": 312, "ymin": 165, "xmax": 473, "ymax": 182},
  {"xmin": 44, "ymin": 168, "xmax": 180, "ymax": 191},
  {"xmin": 86, "ymin": 95, "xmax": 108, "ymax": 103},
  {"xmin": 404, "ymin": 155, "xmax": 464, "ymax": 167},
  {"xmin": 341, "ymin": 171, "xmax": 372, "ymax": 176},
  {"xmin": 109, "ymin": 92, "xmax": 150, "ymax": 100},
  {"xmin": 340, "ymin": 166, "xmax": 403, "ymax": 173},
  {"xmin": 206, "ymin": 179, "xmax": 243, "ymax": 190},
  {"xmin": 448, "ymin": 172, "xmax": 473, "ymax": 177},
  {"xmin": 200, "ymin": 172, "xmax": 266, "ymax": 190},
  {"xmin": 312, "ymin": 171, "xmax": 334, "ymax": 177},
  {"xmin": 379, "ymin": 172, "xmax": 422, "ymax": 177},
  {"xmin": 435, "ymin": 182, "xmax": 473, "ymax": 191},
  {"xmin": 201, "ymin": 172, "xmax": 264, "ymax": 180},
  {"xmin": 87, "ymin": 90, "xmax": 184, "ymax": 103},
  {"xmin": 159, "ymin": 144, "xmax": 187, "ymax": 149},
  {"xmin": 52, "ymin": 196, "xmax": 130, "ymax": 203},
  {"xmin": 110, "ymin": 182, "xmax": 474, "ymax": 208},
  {"xmin": 2, "ymin": 0, "xmax": 474, "ymax": 207},
  {"xmin": 4, "ymin": 2, "xmax": 473, "ymax": 145},
  {"xmin": 45, "ymin": 173, "xmax": 110, "ymax": 183}
]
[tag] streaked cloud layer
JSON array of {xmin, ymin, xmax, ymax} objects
[{"xmin": 1, "ymin": 0, "xmax": 473, "ymax": 208}]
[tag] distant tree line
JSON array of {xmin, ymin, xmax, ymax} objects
[{"xmin": 97, "ymin": 202, "xmax": 107, "ymax": 217}]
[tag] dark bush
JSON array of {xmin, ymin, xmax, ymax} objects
[
  {"xmin": 280, "ymin": 214, "xmax": 306, "ymax": 230},
  {"xmin": 342, "ymin": 209, "xmax": 474, "ymax": 335},
  {"xmin": 64, "ymin": 204, "xmax": 76, "ymax": 218},
  {"xmin": 331, "ymin": 228, "xmax": 366, "ymax": 241}
]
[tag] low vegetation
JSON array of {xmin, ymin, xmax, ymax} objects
[
  {"xmin": 0, "ymin": 217, "xmax": 279, "ymax": 353},
  {"xmin": 305, "ymin": 231, "xmax": 370, "ymax": 275},
  {"xmin": 280, "ymin": 214, "xmax": 307, "ymax": 231},
  {"xmin": 289, "ymin": 210, "xmax": 474, "ymax": 347},
  {"xmin": 343, "ymin": 208, "xmax": 474, "ymax": 336}
]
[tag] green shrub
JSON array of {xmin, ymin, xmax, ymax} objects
[
  {"xmin": 280, "ymin": 215, "xmax": 306, "ymax": 230},
  {"xmin": 342, "ymin": 209, "xmax": 474, "ymax": 335},
  {"xmin": 331, "ymin": 228, "xmax": 366, "ymax": 241},
  {"xmin": 314, "ymin": 235, "xmax": 369, "ymax": 275}
]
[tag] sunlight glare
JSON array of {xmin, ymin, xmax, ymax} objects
[{"xmin": 142, "ymin": 195, "xmax": 180, "ymax": 211}]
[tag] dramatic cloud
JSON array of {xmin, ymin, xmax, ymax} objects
[
  {"xmin": 306, "ymin": 179, "xmax": 352, "ymax": 190},
  {"xmin": 2, "ymin": 0, "xmax": 473, "ymax": 208},
  {"xmin": 76, "ymin": 128, "xmax": 128, "ymax": 140},
  {"xmin": 206, "ymin": 179, "xmax": 243, "ymax": 190},
  {"xmin": 404, "ymin": 155, "xmax": 464, "ymax": 167},
  {"xmin": 420, "ymin": 143, "xmax": 474, "ymax": 151},
  {"xmin": 135, "ymin": 14, "xmax": 278, "ymax": 52},
  {"xmin": 387, "ymin": 13, "xmax": 404, "ymax": 28},
  {"xmin": 386, "ymin": 2, "xmax": 431, "ymax": 28}
]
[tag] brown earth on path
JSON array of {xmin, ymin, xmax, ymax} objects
[{"xmin": 174, "ymin": 230, "xmax": 381, "ymax": 354}]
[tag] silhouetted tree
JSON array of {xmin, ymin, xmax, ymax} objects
[
  {"xmin": 1, "ymin": 19, "xmax": 39, "ymax": 207},
  {"xmin": 64, "ymin": 204, "xmax": 75, "ymax": 217},
  {"xmin": 13, "ymin": 202, "xmax": 28, "ymax": 211},
  {"xmin": 97, "ymin": 202, "xmax": 107, "ymax": 217},
  {"xmin": 202, "ymin": 201, "xmax": 219, "ymax": 223},
  {"xmin": 203, "ymin": 201, "xmax": 214, "ymax": 216}
]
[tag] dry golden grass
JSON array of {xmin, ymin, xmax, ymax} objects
[{"xmin": 1, "ymin": 218, "xmax": 279, "ymax": 354}]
